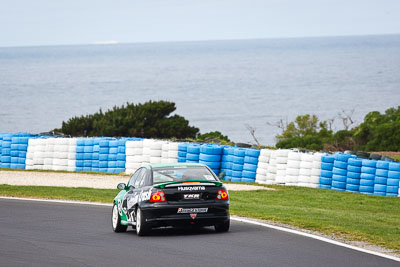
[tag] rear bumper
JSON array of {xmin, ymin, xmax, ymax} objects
[{"xmin": 140, "ymin": 202, "xmax": 229, "ymax": 228}]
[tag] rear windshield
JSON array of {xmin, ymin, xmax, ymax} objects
[{"xmin": 152, "ymin": 166, "xmax": 217, "ymax": 184}]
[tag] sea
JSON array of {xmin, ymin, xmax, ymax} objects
[{"xmin": 0, "ymin": 34, "xmax": 399, "ymax": 145}]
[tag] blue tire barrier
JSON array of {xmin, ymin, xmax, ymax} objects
[
  {"xmin": 376, "ymin": 161, "xmax": 389, "ymax": 169},
  {"xmin": 332, "ymin": 174, "xmax": 347, "ymax": 182},
  {"xmin": 332, "ymin": 181, "xmax": 346, "ymax": 189},
  {"xmin": 346, "ymin": 184, "xmax": 360, "ymax": 191},
  {"xmin": 333, "ymin": 167, "xmax": 347, "ymax": 176},
  {"xmin": 244, "ymin": 156, "xmax": 258, "ymax": 165},
  {"xmin": 178, "ymin": 151, "xmax": 187, "ymax": 157},
  {"xmin": 320, "ymin": 170, "xmax": 333, "ymax": 177},
  {"xmin": 99, "ymin": 154, "xmax": 108, "ymax": 161},
  {"xmin": 186, "ymin": 160, "xmax": 199, "ymax": 163},
  {"xmin": 92, "ymin": 161, "xmax": 99, "ymax": 168},
  {"xmin": 245, "ymin": 149, "xmax": 260, "ymax": 158},
  {"xmin": 361, "ymin": 166, "xmax": 376, "ymax": 174},
  {"xmin": 178, "ymin": 144, "xmax": 188, "ymax": 152},
  {"xmin": 319, "ymin": 184, "xmax": 331, "ymax": 189},
  {"xmin": 199, "ymin": 160, "xmax": 220, "ymax": 169},
  {"xmin": 232, "ymin": 163, "xmax": 244, "ymax": 171},
  {"xmin": 221, "ymin": 162, "xmax": 232, "ymax": 169},
  {"xmin": 187, "ymin": 144, "xmax": 200, "ymax": 154},
  {"xmin": 231, "ymin": 178, "xmax": 242, "ymax": 182},
  {"xmin": 76, "ymin": 160, "xmax": 84, "ymax": 167},
  {"xmin": 199, "ymin": 154, "xmax": 221, "ymax": 162},
  {"xmin": 234, "ymin": 148, "xmax": 246, "ymax": 157},
  {"xmin": 321, "ymin": 162, "xmax": 334, "ymax": 170},
  {"xmin": 99, "ymin": 148, "xmax": 109, "ymax": 154},
  {"xmin": 1, "ymin": 163, "xmax": 11, "ymax": 168},
  {"xmin": 232, "ymin": 170, "xmax": 242, "ymax": 178},
  {"xmin": 11, "ymin": 157, "xmax": 18, "ymax": 163},
  {"xmin": 83, "ymin": 153, "xmax": 92, "ymax": 160},
  {"xmin": 373, "ymin": 192, "xmax": 386, "ymax": 196},
  {"xmin": 99, "ymin": 140, "xmax": 109, "ymax": 147},
  {"xmin": 108, "ymin": 161, "xmax": 117, "ymax": 168},
  {"xmin": 375, "ymin": 169, "xmax": 388, "ymax": 177},
  {"xmin": 109, "ymin": 147, "xmax": 118, "ymax": 154},
  {"xmin": 347, "ymin": 165, "xmax": 361, "ymax": 173},
  {"xmin": 117, "ymin": 161, "xmax": 125, "ymax": 168},
  {"xmin": 359, "ymin": 185, "xmax": 374, "ymax": 193},
  {"xmin": 76, "ymin": 146, "xmax": 84, "ymax": 153},
  {"xmin": 362, "ymin": 159, "xmax": 377, "ymax": 168},
  {"xmin": 347, "ymin": 171, "xmax": 361, "ymax": 179},
  {"xmin": 389, "ymin": 162, "xmax": 400, "ymax": 172},
  {"xmin": 334, "ymin": 153, "xmax": 352, "ymax": 162},
  {"xmin": 186, "ymin": 153, "xmax": 200, "ymax": 161},
  {"xmin": 200, "ymin": 145, "xmax": 222, "ymax": 155},
  {"xmin": 117, "ymin": 154, "xmax": 126, "ymax": 161},
  {"xmin": 109, "ymin": 140, "xmax": 118, "ymax": 147},
  {"xmin": 387, "ymin": 178, "xmax": 400, "ymax": 186},
  {"xmin": 84, "ymin": 139, "xmax": 94, "ymax": 146},
  {"xmin": 83, "ymin": 161, "xmax": 92, "ymax": 167},
  {"xmin": 388, "ymin": 171, "xmax": 400, "ymax": 179},
  {"xmin": 360, "ymin": 179, "xmax": 374, "ymax": 186},
  {"xmin": 319, "ymin": 177, "xmax": 332, "ymax": 185},
  {"xmin": 374, "ymin": 176, "xmax": 387, "ymax": 184},
  {"xmin": 242, "ymin": 170, "xmax": 257, "ymax": 179},
  {"xmin": 99, "ymin": 161, "xmax": 108, "ymax": 168},
  {"xmin": 10, "ymin": 151, "xmax": 19, "ymax": 157},
  {"xmin": 1, "ymin": 156, "xmax": 11, "ymax": 163},
  {"xmin": 321, "ymin": 155, "xmax": 335, "ymax": 163},
  {"xmin": 232, "ymin": 156, "xmax": 244, "ymax": 164},
  {"xmin": 346, "ymin": 178, "xmax": 360, "ymax": 185},
  {"xmin": 243, "ymin": 163, "xmax": 258, "ymax": 172},
  {"xmin": 360, "ymin": 173, "xmax": 375, "ymax": 180},
  {"xmin": 348, "ymin": 158, "xmax": 362, "ymax": 166},
  {"xmin": 177, "ymin": 158, "xmax": 186, "ymax": 163},
  {"xmin": 386, "ymin": 193, "xmax": 398, "ymax": 197},
  {"xmin": 386, "ymin": 186, "xmax": 399, "ymax": 194},
  {"xmin": 374, "ymin": 184, "xmax": 387, "ymax": 192},
  {"xmin": 108, "ymin": 154, "xmax": 117, "ymax": 161},
  {"xmin": 334, "ymin": 161, "xmax": 348, "ymax": 169},
  {"xmin": 84, "ymin": 146, "xmax": 93, "ymax": 153},
  {"xmin": 77, "ymin": 139, "xmax": 86, "ymax": 146}
]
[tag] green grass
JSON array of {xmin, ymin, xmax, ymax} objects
[{"xmin": 1, "ymin": 184, "xmax": 399, "ymax": 252}]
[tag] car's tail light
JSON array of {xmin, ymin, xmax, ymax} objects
[
  {"xmin": 150, "ymin": 191, "xmax": 167, "ymax": 202},
  {"xmin": 216, "ymin": 189, "xmax": 229, "ymax": 200}
]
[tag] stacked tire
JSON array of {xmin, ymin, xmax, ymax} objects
[
  {"xmin": 177, "ymin": 144, "xmax": 188, "ymax": 163},
  {"xmin": 220, "ymin": 147, "xmax": 234, "ymax": 181},
  {"xmin": 255, "ymin": 149, "xmax": 271, "ymax": 184},
  {"xmin": 186, "ymin": 144, "xmax": 201, "ymax": 163},
  {"xmin": 231, "ymin": 148, "xmax": 245, "ymax": 182},
  {"xmin": 266, "ymin": 150, "xmax": 278, "ymax": 184},
  {"xmin": 167, "ymin": 142, "xmax": 179, "ymax": 164},
  {"xmin": 319, "ymin": 155, "xmax": 334, "ymax": 189},
  {"xmin": 0, "ymin": 135, "xmax": 12, "ymax": 168},
  {"xmin": 199, "ymin": 145, "xmax": 222, "ymax": 175},
  {"xmin": 309, "ymin": 153, "xmax": 324, "ymax": 188},
  {"xmin": 125, "ymin": 139, "xmax": 144, "ymax": 174},
  {"xmin": 359, "ymin": 159, "xmax": 376, "ymax": 195},
  {"xmin": 116, "ymin": 139, "xmax": 127, "ymax": 173},
  {"xmin": 346, "ymin": 158, "xmax": 362, "ymax": 193},
  {"xmin": 241, "ymin": 149, "xmax": 260, "ymax": 183},
  {"xmin": 10, "ymin": 136, "xmax": 29, "ymax": 169},
  {"xmin": 387, "ymin": 162, "xmax": 400, "ymax": 197},
  {"xmin": 275, "ymin": 149, "xmax": 290, "ymax": 184},
  {"xmin": 99, "ymin": 139, "xmax": 110, "ymax": 173},
  {"xmin": 298, "ymin": 153, "xmax": 314, "ymax": 187},
  {"xmin": 331, "ymin": 153, "xmax": 352, "ymax": 191},
  {"xmin": 51, "ymin": 138, "xmax": 71, "ymax": 171},
  {"xmin": 285, "ymin": 151, "xmax": 301, "ymax": 186},
  {"xmin": 373, "ymin": 161, "xmax": 389, "ymax": 196}
]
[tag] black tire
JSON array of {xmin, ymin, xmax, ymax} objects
[
  {"xmin": 369, "ymin": 153, "xmax": 382, "ymax": 160},
  {"xmin": 356, "ymin": 151, "xmax": 370, "ymax": 159},
  {"xmin": 112, "ymin": 203, "xmax": 127, "ymax": 233},
  {"xmin": 214, "ymin": 219, "xmax": 230, "ymax": 233},
  {"xmin": 135, "ymin": 207, "xmax": 150, "ymax": 236}
]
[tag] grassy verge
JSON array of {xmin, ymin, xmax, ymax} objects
[{"xmin": 0, "ymin": 184, "xmax": 399, "ymax": 252}]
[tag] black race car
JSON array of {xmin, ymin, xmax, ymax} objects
[{"xmin": 112, "ymin": 163, "xmax": 230, "ymax": 236}]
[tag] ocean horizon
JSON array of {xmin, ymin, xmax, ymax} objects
[{"xmin": 0, "ymin": 34, "xmax": 399, "ymax": 145}]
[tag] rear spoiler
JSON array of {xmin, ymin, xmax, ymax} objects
[{"xmin": 153, "ymin": 180, "xmax": 222, "ymax": 189}]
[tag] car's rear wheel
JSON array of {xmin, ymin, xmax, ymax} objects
[
  {"xmin": 136, "ymin": 207, "xmax": 150, "ymax": 236},
  {"xmin": 112, "ymin": 203, "xmax": 127, "ymax": 233},
  {"xmin": 214, "ymin": 219, "xmax": 230, "ymax": 233}
]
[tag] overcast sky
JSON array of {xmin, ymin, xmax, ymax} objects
[{"xmin": 0, "ymin": 0, "xmax": 399, "ymax": 47}]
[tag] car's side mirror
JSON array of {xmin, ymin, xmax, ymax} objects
[
  {"xmin": 128, "ymin": 185, "xmax": 135, "ymax": 191},
  {"xmin": 117, "ymin": 183, "xmax": 126, "ymax": 190}
]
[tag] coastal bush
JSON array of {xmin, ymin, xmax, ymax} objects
[{"xmin": 55, "ymin": 101, "xmax": 200, "ymax": 139}]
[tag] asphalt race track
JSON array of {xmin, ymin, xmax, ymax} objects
[{"xmin": 0, "ymin": 198, "xmax": 398, "ymax": 267}]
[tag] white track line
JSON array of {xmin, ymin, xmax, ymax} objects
[{"xmin": 1, "ymin": 196, "xmax": 399, "ymax": 262}]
